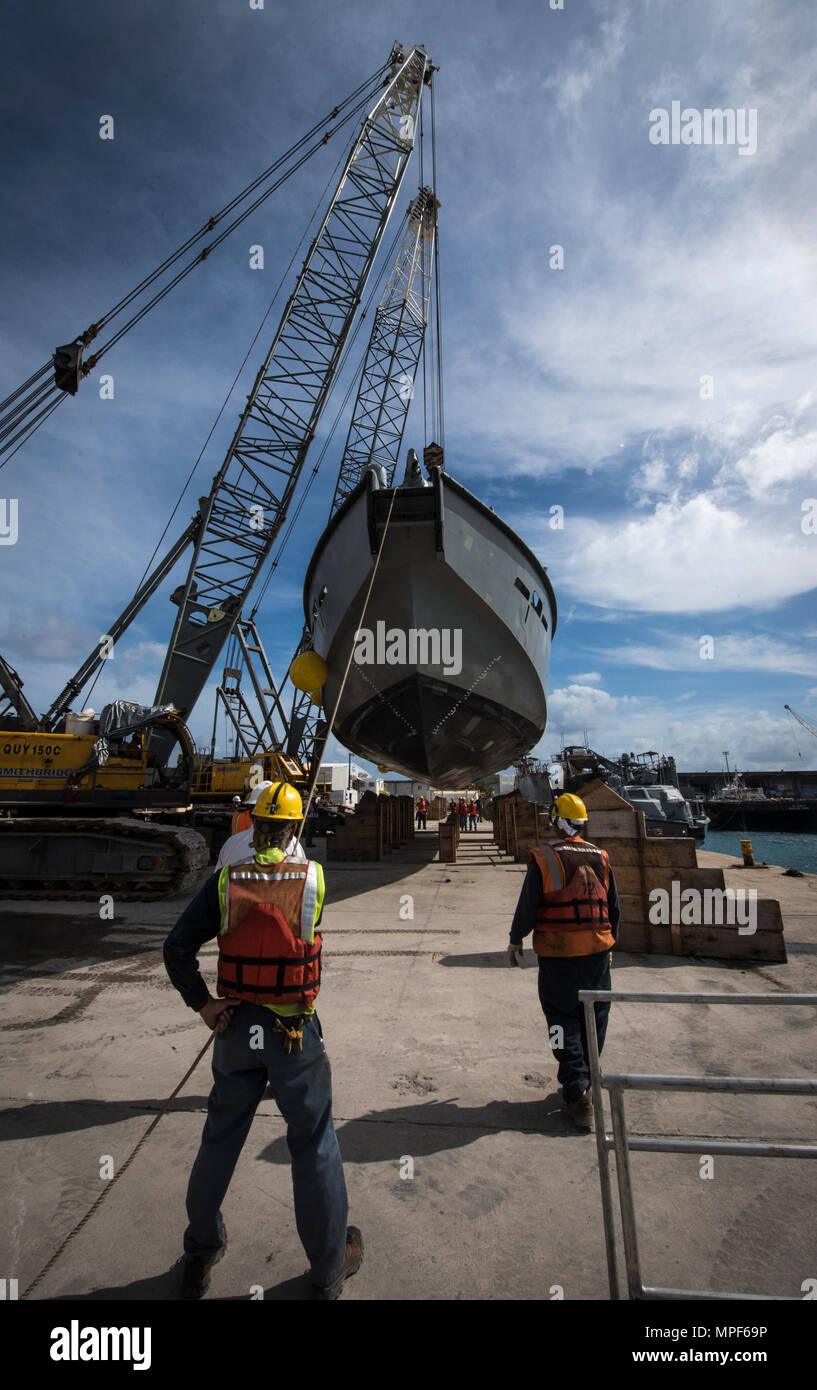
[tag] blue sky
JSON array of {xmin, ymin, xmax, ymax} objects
[{"xmin": 1, "ymin": 0, "xmax": 816, "ymax": 776}]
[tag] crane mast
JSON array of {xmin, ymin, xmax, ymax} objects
[
  {"xmin": 329, "ymin": 184, "xmax": 439, "ymax": 514},
  {"xmin": 152, "ymin": 44, "xmax": 432, "ymax": 738},
  {"xmin": 285, "ymin": 185, "xmax": 440, "ymax": 769}
]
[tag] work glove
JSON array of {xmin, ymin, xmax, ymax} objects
[{"xmin": 507, "ymin": 944, "xmax": 524, "ymax": 967}]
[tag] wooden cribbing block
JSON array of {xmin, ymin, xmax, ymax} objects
[
  {"xmin": 594, "ymin": 837, "xmax": 700, "ymax": 869},
  {"xmin": 439, "ymin": 824, "xmax": 458, "ymax": 863},
  {"xmin": 586, "ymin": 810, "xmax": 639, "ymax": 838},
  {"xmin": 514, "ymin": 802, "xmax": 544, "ymax": 862},
  {"xmin": 578, "ymin": 778, "xmax": 787, "ymax": 961},
  {"xmin": 612, "ymin": 866, "xmax": 726, "ymax": 896},
  {"xmin": 679, "ymin": 900, "xmax": 786, "ymax": 961},
  {"xmin": 580, "ymin": 779, "xmax": 631, "ymax": 810}
]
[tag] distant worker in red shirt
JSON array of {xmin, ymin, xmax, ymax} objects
[
  {"xmin": 467, "ymin": 798, "xmax": 478, "ymax": 831},
  {"xmin": 416, "ymin": 795, "xmax": 428, "ymax": 829}
]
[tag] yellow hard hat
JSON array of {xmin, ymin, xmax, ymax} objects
[
  {"xmin": 553, "ymin": 792, "xmax": 588, "ymax": 822},
  {"xmin": 289, "ymin": 650, "xmax": 328, "ymax": 692},
  {"xmin": 252, "ymin": 782, "xmax": 303, "ymax": 821}
]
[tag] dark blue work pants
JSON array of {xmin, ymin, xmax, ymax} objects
[
  {"xmin": 184, "ymin": 1004, "xmax": 348, "ymax": 1286},
  {"xmin": 537, "ymin": 951, "xmax": 612, "ymax": 1102}
]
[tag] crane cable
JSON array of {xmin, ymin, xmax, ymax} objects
[
  {"xmin": 0, "ymin": 85, "xmax": 378, "ymax": 467},
  {"xmin": 73, "ymin": 127, "xmax": 380, "ymax": 714},
  {"xmin": 75, "ymin": 152, "xmax": 405, "ymax": 716},
  {"xmin": 430, "ymin": 76, "xmax": 445, "ymax": 451},
  {"xmin": 417, "ymin": 72, "xmax": 444, "ymax": 452},
  {"xmin": 294, "ymin": 487, "xmax": 399, "ymax": 841},
  {"xmin": 0, "ymin": 64, "xmax": 389, "ymax": 470}
]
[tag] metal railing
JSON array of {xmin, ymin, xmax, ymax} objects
[{"xmin": 578, "ymin": 990, "xmax": 817, "ymax": 1300}]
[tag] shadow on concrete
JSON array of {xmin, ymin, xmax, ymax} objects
[
  {"xmin": 46, "ymin": 1264, "xmax": 312, "ymax": 1301},
  {"xmin": 609, "ymin": 951, "xmax": 780, "ymax": 972},
  {"xmin": 258, "ymin": 1093, "xmax": 582, "ymax": 1167},
  {"xmin": 2, "ymin": 1091, "xmax": 584, "ymax": 1154},
  {"xmin": 436, "ymin": 951, "xmax": 515, "ymax": 969},
  {"xmin": 0, "ymin": 1096, "xmax": 211, "ymax": 1142},
  {"xmin": 0, "ymin": 915, "xmax": 170, "ymax": 986},
  {"xmin": 319, "ymin": 843, "xmax": 442, "ymax": 903}
]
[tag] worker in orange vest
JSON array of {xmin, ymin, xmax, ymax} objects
[
  {"xmin": 467, "ymin": 798, "xmax": 478, "ymax": 831},
  {"xmin": 164, "ymin": 781, "xmax": 361, "ymax": 1300},
  {"xmin": 508, "ymin": 793, "xmax": 620, "ymax": 1131},
  {"xmin": 457, "ymin": 797, "xmax": 467, "ymax": 831},
  {"xmin": 416, "ymin": 795, "xmax": 427, "ymax": 829}
]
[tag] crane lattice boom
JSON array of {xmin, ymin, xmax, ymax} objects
[
  {"xmin": 785, "ymin": 704, "xmax": 817, "ymax": 739},
  {"xmin": 153, "ymin": 44, "xmax": 432, "ymax": 728}
]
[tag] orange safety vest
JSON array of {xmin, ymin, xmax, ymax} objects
[
  {"xmin": 217, "ymin": 856, "xmax": 322, "ymax": 1007},
  {"xmin": 468, "ymin": 802, "xmax": 477, "ymax": 815},
  {"xmin": 530, "ymin": 840, "xmax": 615, "ymax": 959},
  {"xmin": 231, "ymin": 809, "xmax": 253, "ymax": 835},
  {"xmin": 418, "ymin": 798, "xmax": 427, "ymax": 811}
]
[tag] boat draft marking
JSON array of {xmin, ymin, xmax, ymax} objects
[
  {"xmin": 431, "ymin": 654, "xmax": 503, "ymax": 735},
  {"xmin": 356, "ymin": 666, "xmax": 419, "ymax": 736}
]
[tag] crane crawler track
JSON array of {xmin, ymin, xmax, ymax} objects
[{"xmin": 0, "ymin": 818, "xmax": 210, "ymax": 901}]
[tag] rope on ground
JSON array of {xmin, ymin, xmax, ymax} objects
[{"xmin": 21, "ymin": 1028, "xmax": 216, "ymax": 1299}]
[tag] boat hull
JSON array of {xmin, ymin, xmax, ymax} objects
[{"xmin": 302, "ymin": 472, "xmax": 556, "ymax": 787}]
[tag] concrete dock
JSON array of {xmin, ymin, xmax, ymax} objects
[{"xmin": 1, "ymin": 828, "xmax": 815, "ymax": 1301}]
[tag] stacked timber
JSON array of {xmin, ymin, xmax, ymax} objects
[
  {"xmin": 326, "ymin": 793, "xmax": 416, "ymax": 862},
  {"xmin": 327, "ymin": 791, "xmax": 385, "ymax": 862},
  {"xmin": 512, "ymin": 799, "xmax": 549, "ymax": 863},
  {"xmin": 491, "ymin": 790, "xmax": 522, "ymax": 855},
  {"xmin": 490, "ymin": 790, "xmax": 550, "ymax": 861},
  {"xmin": 439, "ymin": 809, "xmax": 460, "ymax": 863},
  {"xmin": 578, "ymin": 780, "xmax": 786, "ymax": 963},
  {"xmin": 396, "ymin": 795, "xmax": 415, "ymax": 844},
  {"xmin": 429, "ymin": 796, "xmax": 449, "ymax": 821}
]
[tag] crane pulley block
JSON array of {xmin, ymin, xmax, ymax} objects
[{"xmin": 53, "ymin": 340, "xmax": 84, "ymax": 395}]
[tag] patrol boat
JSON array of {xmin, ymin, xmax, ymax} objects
[{"xmin": 302, "ymin": 458, "xmax": 556, "ymax": 787}]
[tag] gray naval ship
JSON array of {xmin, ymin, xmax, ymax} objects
[{"xmin": 303, "ymin": 453, "xmax": 556, "ymax": 786}]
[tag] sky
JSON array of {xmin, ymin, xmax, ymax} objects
[{"xmin": 1, "ymin": 0, "xmax": 816, "ymax": 777}]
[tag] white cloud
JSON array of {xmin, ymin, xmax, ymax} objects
[
  {"xmin": 605, "ymin": 632, "xmax": 817, "ymax": 677},
  {"xmin": 538, "ymin": 493, "xmax": 817, "ymax": 612},
  {"xmin": 729, "ymin": 419, "xmax": 817, "ymax": 500},
  {"xmin": 548, "ymin": 683, "xmax": 619, "ymax": 728},
  {"xmin": 569, "ymin": 670, "xmax": 602, "ymax": 683},
  {"xmin": 541, "ymin": 4, "xmax": 630, "ymax": 113}
]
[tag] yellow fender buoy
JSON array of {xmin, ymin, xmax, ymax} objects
[{"xmin": 290, "ymin": 650, "xmax": 328, "ymax": 692}]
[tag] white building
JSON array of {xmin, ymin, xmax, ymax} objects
[{"xmin": 317, "ymin": 761, "xmax": 384, "ymax": 796}]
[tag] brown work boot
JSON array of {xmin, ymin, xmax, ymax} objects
[
  {"xmin": 566, "ymin": 1088, "xmax": 594, "ymax": 1131},
  {"xmin": 180, "ymin": 1224, "xmax": 227, "ymax": 1300},
  {"xmin": 310, "ymin": 1227, "xmax": 363, "ymax": 1301}
]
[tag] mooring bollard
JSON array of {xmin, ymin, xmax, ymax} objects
[{"xmin": 741, "ymin": 838, "xmax": 755, "ymax": 867}]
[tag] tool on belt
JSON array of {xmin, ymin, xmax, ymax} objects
[{"xmin": 273, "ymin": 1014, "xmax": 309, "ymax": 1054}]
